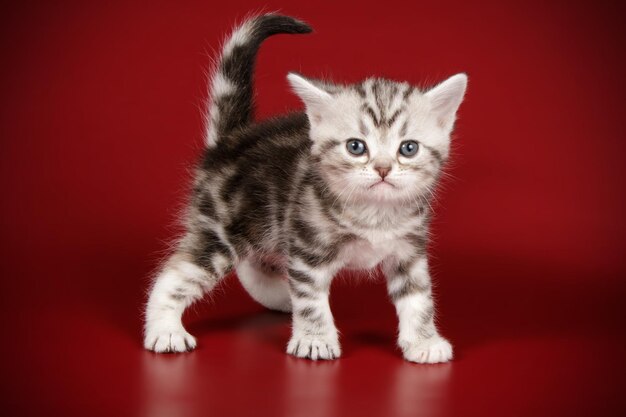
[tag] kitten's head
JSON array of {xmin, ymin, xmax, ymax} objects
[{"xmin": 288, "ymin": 73, "xmax": 467, "ymax": 205}]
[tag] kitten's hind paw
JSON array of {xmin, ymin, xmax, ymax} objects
[
  {"xmin": 144, "ymin": 327, "xmax": 197, "ymax": 353},
  {"xmin": 287, "ymin": 335, "xmax": 341, "ymax": 360},
  {"xmin": 401, "ymin": 336, "xmax": 453, "ymax": 364}
]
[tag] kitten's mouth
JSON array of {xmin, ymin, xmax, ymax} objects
[{"xmin": 369, "ymin": 180, "xmax": 395, "ymax": 189}]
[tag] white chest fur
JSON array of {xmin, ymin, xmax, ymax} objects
[{"xmin": 340, "ymin": 237, "xmax": 407, "ymax": 270}]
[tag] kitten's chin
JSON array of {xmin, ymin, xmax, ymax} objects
[
  {"xmin": 368, "ymin": 180, "xmax": 395, "ymax": 189},
  {"xmin": 357, "ymin": 182, "xmax": 407, "ymax": 204}
]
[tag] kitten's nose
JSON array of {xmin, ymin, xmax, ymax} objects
[{"xmin": 375, "ymin": 166, "xmax": 391, "ymax": 179}]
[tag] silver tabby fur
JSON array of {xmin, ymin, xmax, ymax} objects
[{"xmin": 144, "ymin": 13, "xmax": 468, "ymax": 363}]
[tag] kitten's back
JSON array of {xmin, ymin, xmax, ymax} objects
[{"xmin": 196, "ymin": 112, "xmax": 311, "ymax": 254}]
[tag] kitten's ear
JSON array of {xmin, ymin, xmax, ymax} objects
[
  {"xmin": 287, "ymin": 73, "xmax": 332, "ymax": 122},
  {"xmin": 425, "ymin": 73, "xmax": 468, "ymax": 132}
]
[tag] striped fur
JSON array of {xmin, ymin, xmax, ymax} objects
[
  {"xmin": 144, "ymin": 14, "xmax": 467, "ymax": 363},
  {"xmin": 205, "ymin": 15, "xmax": 311, "ymax": 146}
]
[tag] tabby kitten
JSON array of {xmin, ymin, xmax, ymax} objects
[{"xmin": 144, "ymin": 14, "xmax": 467, "ymax": 363}]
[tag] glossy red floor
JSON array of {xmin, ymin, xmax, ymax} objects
[
  {"xmin": 2, "ymin": 1, "xmax": 625, "ymax": 416},
  {"xmin": 5, "ymin": 256, "xmax": 624, "ymax": 417}
]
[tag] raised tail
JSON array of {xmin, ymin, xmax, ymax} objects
[{"xmin": 205, "ymin": 14, "xmax": 312, "ymax": 146}]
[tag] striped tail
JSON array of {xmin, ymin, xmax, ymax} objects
[{"xmin": 205, "ymin": 14, "xmax": 312, "ymax": 146}]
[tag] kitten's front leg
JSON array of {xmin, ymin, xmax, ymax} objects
[
  {"xmin": 286, "ymin": 261, "xmax": 340, "ymax": 360},
  {"xmin": 384, "ymin": 257, "xmax": 453, "ymax": 364}
]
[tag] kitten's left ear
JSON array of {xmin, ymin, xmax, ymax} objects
[{"xmin": 425, "ymin": 73, "xmax": 468, "ymax": 132}]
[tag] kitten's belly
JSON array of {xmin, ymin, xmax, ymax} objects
[{"xmin": 340, "ymin": 239, "xmax": 396, "ymax": 270}]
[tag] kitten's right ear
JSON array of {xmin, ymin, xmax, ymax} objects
[{"xmin": 287, "ymin": 73, "xmax": 332, "ymax": 122}]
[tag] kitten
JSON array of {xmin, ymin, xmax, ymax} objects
[{"xmin": 143, "ymin": 13, "xmax": 467, "ymax": 363}]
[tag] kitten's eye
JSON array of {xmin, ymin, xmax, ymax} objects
[
  {"xmin": 399, "ymin": 140, "xmax": 419, "ymax": 157},
  {"xmin": 346, "ymin": 139, "xmax": 367, "ymax": 156}
]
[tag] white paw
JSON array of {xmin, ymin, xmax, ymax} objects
[
  {"xmin": 287, "ymin": 335, "xmax": 341, "ymax": 360},
  {"xmin": 401, "ymin": 336, "xmax": 453, "ymax": 364},
  {"xmin": 144, "ymin": 324, "xmax": 197, "ymax": 353}
]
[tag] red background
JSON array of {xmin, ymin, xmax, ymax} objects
[{"xmin": 2, "ymin": 1, "xmax": 625, "ymax": 416}]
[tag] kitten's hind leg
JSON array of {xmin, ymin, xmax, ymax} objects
[
  {"xmin": 237, "ymin": 256, "xmax": 292, "ymax": 313},
  {"xmin": 144, "ymin": 247, "xmax": 233, "ymax": 353}
]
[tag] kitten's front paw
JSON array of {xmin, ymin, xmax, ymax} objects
[
  {"xmin": 287, "ymin": 335, "xmax": 341, "ymax": 360},
  {"xmin": 401, "ymin": 336, "xmax": 453, "ymax": 364},
  {"xmin": 144, "ymin": 324, "xmax": 197, "ymax": 353}
]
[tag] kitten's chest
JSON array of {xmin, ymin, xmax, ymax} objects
[
  {"xmin": 339, "ymin": 237, "xmax": 402, "ymax": 270},
  {"xmin": 336, "ymin": 210, "xmax": 424, "ymax": 270}
]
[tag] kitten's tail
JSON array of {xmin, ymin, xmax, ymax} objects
[{"xmin": 205, "ymin": 14, "xmax": 312, "ymax": 146}]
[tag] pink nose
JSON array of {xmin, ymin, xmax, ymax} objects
[{"xmin": 375, "ymin": 166, "xmax": 390, "ymax": 179}]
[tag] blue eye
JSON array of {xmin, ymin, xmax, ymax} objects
[
  {"xmin": 346, "ymin": 139, "xmax": 367, "ymax": 156},
  {"xmin": 399, "ymin": 140, "xmax": 419, "ymax": 157}
]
